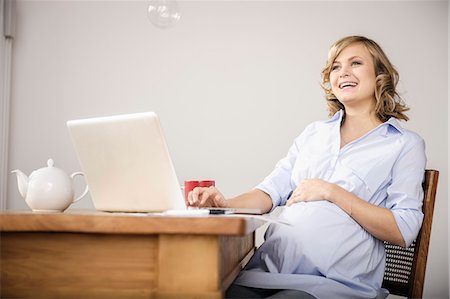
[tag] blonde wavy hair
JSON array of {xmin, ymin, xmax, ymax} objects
[{"xmin": 321, "ymin": 36, "xmax": 409, "ymax": 122}]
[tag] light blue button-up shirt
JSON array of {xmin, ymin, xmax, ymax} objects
[{"xmin": 234, "ymin": 110, "xmax": 426, "ymax": 299}]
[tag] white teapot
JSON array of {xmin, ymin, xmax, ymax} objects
[{"xmin": 12, "ymin": 159, "xmax": 88, "ymax": 212}]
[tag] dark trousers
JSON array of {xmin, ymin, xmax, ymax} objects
[{"xmin": 225, "ymin": 284, "xmax": 317, "ymax": 299}]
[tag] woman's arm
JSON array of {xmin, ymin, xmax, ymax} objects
[
  {"xmin": 187, "ymin": 187, "xmax": 273, "ymax": 214},
  {"xmin": 336, "ymin": 185, "xmax": 406, "ymax": 247},
  {"xmin": 288, "ymin": 179, "xmax": 406, "ymax": 246},
  {"xmin": 287, "ymin": 178, "xmax": 406, "ymax": 247},
  {"xmin": 226, "ymin": 189, "xmax": 273, "ymax": 214},
  {"xmin": 330, "ymin": 184, "xmax": 405, "ymax": 247}
]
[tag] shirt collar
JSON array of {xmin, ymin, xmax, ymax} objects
[
  {"xmin": 382, "ymin": 117, "xmax": 404, "ymax": 136},
  {"xmin": 325, "ymin": 109, "xmax": 344, "ymax": 123},
  {"xmin": 326, "ymin": 110, "xmax": 404, "ymax": 136}
]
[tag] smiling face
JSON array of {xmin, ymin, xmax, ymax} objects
[{"xmin": 329, "ymin": 43, "xmax": 377, "ymax": 110}]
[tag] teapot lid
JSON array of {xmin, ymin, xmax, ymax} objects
[
  {"xmin": 28, "ymin": 158, "xmax": 68, "ymax": 181},
  {"xmin": 47, "ymin": 159, "xmax": 54, "ymax": 167}
]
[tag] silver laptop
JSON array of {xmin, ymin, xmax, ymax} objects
[{"xmin": 67, "ymin": 112, "xmax": 186, "ymax": 212}]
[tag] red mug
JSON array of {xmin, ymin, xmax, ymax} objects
[
  {"xmin": 198, "ymin": 180, "xmax": 215, "ymax": 188},
  {"xmin": 184, "ymin": 180, "xmax": 215, "ymax": 201}
]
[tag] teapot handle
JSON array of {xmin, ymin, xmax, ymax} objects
[{"xmin": 70, "ymin": 172, "xmax": 89, "ymax": 203}]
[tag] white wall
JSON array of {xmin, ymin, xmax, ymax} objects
[{"xmin": 5, "ymin": 1, "xmax": 449, "ymax": 298}]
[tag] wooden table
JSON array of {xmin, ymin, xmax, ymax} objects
[{"xmin": 0, "ymin": 210, "xmax": 265, "ymax": 299}]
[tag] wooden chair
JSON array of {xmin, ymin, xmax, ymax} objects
[{"xmin": 382, "ymin": 169, "xmax": 439, "ymax": 299}]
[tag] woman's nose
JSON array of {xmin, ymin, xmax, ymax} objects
[
  {"xmin": 339, "ymin": 71, "xmax": 350, "ymax": 79},
  {"xmin": 339, "ymin": 66, "xmax": 351, "ymax": 78}
]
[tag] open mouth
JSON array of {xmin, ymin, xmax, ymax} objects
[{"xmin": 339, "ymin": 82, "xmax": 357, "ymax": 89}]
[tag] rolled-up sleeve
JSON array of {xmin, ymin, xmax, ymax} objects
[
  {"xmin": 255, "ymin": 137, "xmax": 301, "ymax": 209},
  {"xmin": 385, "ymin": 135, "xmax": 427, "ymax": 247}
]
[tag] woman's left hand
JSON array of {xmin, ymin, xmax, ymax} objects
[{"xmin": 287, "ymin": 179, "xmax": 337, "ymax": 206}]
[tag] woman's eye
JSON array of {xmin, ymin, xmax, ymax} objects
[
  {"xmin": 331, "ymin": 65, "xmax": 339, "ymax": 71},
  {"xmin": 352, "ymin": 61, "xmax": 362, "ymax": 66}
]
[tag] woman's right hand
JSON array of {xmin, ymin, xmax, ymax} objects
[{"xmin": 186, "ymin": 186, "xmax": 228, "ymax": 208}]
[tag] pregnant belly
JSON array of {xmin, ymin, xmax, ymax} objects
[{"xmin": 257, "ymin": 201, "xmax": 373, "ymax": 275}]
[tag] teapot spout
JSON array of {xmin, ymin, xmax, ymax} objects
[{"xmin": 11, "ymin": 169, "xmax": 29, "ymax": 199}]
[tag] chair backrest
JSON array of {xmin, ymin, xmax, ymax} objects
[{"xmin": 382, "ymin": 169, "xmax": 439, "ymax": 299}]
